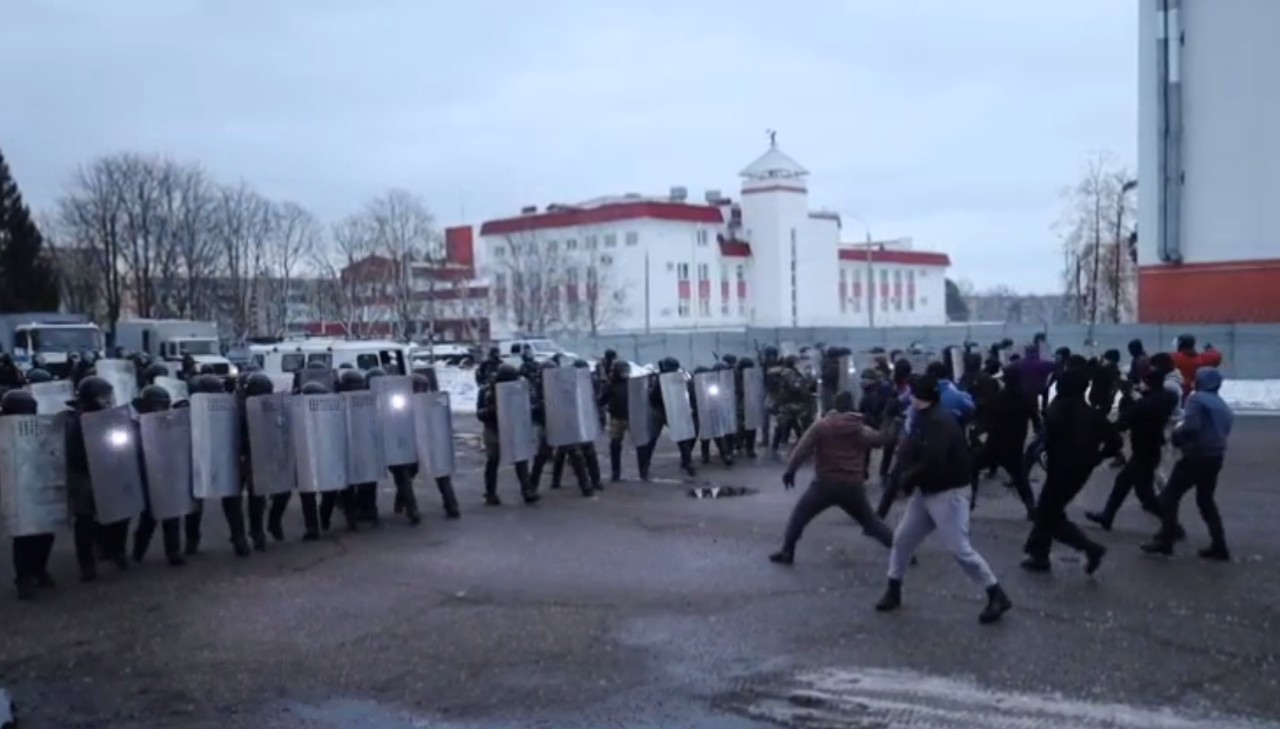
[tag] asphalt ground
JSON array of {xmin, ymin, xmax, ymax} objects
[{"xmin": 1, "ymin": 417, "xmax": 1279, "ymax": 728}]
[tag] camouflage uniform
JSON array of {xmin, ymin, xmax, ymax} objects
[
  {"xmin": 601, "ymin": 359, "xmax": 636, "ymax": 481},
  {"xmin": 770, "ymin": 360, "xmax": 814, "ymax": 453},
  {"xmin": 478, "ymin": 368, "xmax": 539, "ymax": 505}
]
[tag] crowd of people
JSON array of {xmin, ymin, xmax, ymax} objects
[{"xmin": 3, "ymin": 334, "xmax": 1236, "ymax": 625}]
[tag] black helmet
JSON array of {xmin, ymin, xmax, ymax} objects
[
  {"xmin": 338, "ymin": 362, "xmax": 355, "ymax": 370},
  {"xmin": 1, "ymin": 389, "xmax": 38, "ymax": 415},
  {"xmin": 25, "ymin": 367, "xmax": 53, "ymax": 384},
  {"xmin": 135, "ymin": 384, "xmax": 172, "ymax": 414},
  {"xmin": 573, "ymin": 359, "xmax": 590, "ymax": 369},
  {"xmin": 191, "ymin": 374, "xmax": 225, "ymax": 394},
  {"xmin": 783, "ymin": 355, "xmax": 799, "ymax": 368},
  {"xmin": 198, "ymin": 364, "xmax": 217, "ymax": 375},
  {"xmin": 142, "ymin": 363, "xmax": 169, "ymax": 384},
  {"xmin": 410, "ymin": 373, "xmax": 434, "ymax": 393},
  {"xmin": 540, "ymin": 360, "xmax": 558, "ymax": 370},
  {"xmin": 494, "ymin": 363, "xmax": 520, "ymax": 382},
  {"xmin": 762, "ymin": 345, "xmax": 779, "ymax": 360},
  {"xmin": 659, "ymin": 356, "xmax": 680, "ymax": 374},
  {"xmin": 365, "ymin": 367, "xmax": 388, "ymax": 381},
  {"xmin": 338, "ymin": 369, "xmax": 367, "ymax": 391},
  {"xmin": 244, "ymin": 372, "xmax": 275, "ymax": 397},
  {"xmin": 418, "ymin": 367, "xmax": 439, "ymax": 392},
  {"xmin": 301, "ymin": 380, "xmax": 331, "ymax": 395},
  {"xmin": 693, "ymin": 365, "xmax": 709, "ymax": 375},
  {"xmin": 603, "ymin": 348, "xmax": 617, "ymax": 360},
  {"xmin": 487, "ymin": 347, "xmax": 501, "ymax": 360},
  {"xmin": 76, "ymin": 376, "xmax": 114, "ymax": 411},
  {"xmin": 721, "ymin": 354, "xmax": 738, "ymax": 367},
  {"xmin": 737, "ymin": 356, "xmax": 756, "ymax": 369},
  {"xmin": 610, "ymin": 359, "xmax": 630, "ymax": 379}
]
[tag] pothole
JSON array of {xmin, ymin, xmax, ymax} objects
[{"xmin": 688, "ymin": 486, "xmax": 758, "ymax": 499}]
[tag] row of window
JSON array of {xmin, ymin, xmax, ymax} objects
[
  {"xmin": 838, "ymin": 268, "xmax": 920, "ymax": 313},
  {"xmin": 675, "ymin": 262, "xmax": 747, "ymax": 284},
  {"xmin": 676, "ymin": 297, "xmax": 747, "ymax": 318},
  {"xmin": 491, "ymin": 231, "xmax": 641, "ymax": 258}
]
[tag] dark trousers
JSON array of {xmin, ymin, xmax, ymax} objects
[
  {"xmin": 320, "ymin": 487, "xmax": 359, "ymax": 530},
  {"xmin": 12, "ymin": 533, "xmax": 55, "ymax": 585},
  {"xmin": 782, "ymin": 480, "xmax": 894, "ymax": 554},
  {"xmin": 133, "ymin": 510, "xmax": 182, "ymax": 562},
  {"xmin": 354, "ymin": 482, "xmax": 380, "ymax": 523},
  {"xmin": 1024, "ymin": 469, "xmax": 1100, "ymax": 559},
  {"xmin": 642, "ymin": 429, "xmax": 695, "ymax": 473},
  {"xmin": 75, "ymin": 517, "xmax": 129, "ymax": 575},
  {"xmin": 1099, "ymin": 452, "xmax": 1161, "ymax": 519},
  {"xmin": 1156, "ymin": 454, "xmax": 1226, "ymax": 547},
  {"xmin": 699, "ymin": 436, "xmax": 732, "ymax": 465},
  {"xmin": 971, "ymin": 442, "xmax": 1036, "ymax": 512},
  {"xmin": 878, "ymin": 438, "xmax": 897, "ymax": 479},
  {"xmin": 544, "ymin": 446, "xmax": 591, "ymax": 493}
]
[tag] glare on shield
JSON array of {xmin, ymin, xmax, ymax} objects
[
  {"xmin": 390, "ymin": 394, "xmax": 408, "ymax": 410},
  {"xmin": 108, "ymin": 429, "xmax": 129, "ymax": 448}
]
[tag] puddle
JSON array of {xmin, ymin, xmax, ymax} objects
[{"xmin": 689, "ymin": 486, "xmax": 758, "ymax": 499}]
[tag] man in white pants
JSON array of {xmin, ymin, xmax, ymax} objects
[{"xmin": 875, "ymin": 375, "xmax": 1013, "ymax": 624}]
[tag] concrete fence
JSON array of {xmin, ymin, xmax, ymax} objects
[{"xmin": 552, "ymin": 324, "xmax": 1280, "ymax": 379}]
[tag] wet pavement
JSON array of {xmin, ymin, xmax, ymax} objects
[{"xmin": 2, "ymin": 418, "xmax": 1280, "ymax": 728}]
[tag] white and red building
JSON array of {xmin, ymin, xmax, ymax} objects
[{"xmin": 471, "ymin": 144, "xmax": 952, "ymax": 338}]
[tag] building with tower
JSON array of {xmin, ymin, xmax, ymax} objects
[{"xmin": 471, "ymin": 142, "xmax": 952, "ymax": 338}]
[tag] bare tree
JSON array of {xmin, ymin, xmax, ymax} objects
[
  {"xmin": 163, "ymin": 163, "xmax": 217, "ymax": 320},
  {"xmin": 261, "ymin": 201, "xmax": 319, "ymax": 335},
  {"xmin": 492, "ymin": 231, "xmax": 570, "ymax": 334},
  {"xmin": 209, "ymin": 182, "xmax": 273, "ymax": 341},
  {"xmin": 51, "ymin": 155, "xmax": 132, "ymax": 341},
  {"xmin": 315, "ymin": 214, "xmax": 377, "ymax": 336},
  {"xmin": 365, "ymin": 189, "xmax": 438, "ymax": 340},
  {"xmin": 572, "ymin": 246, "xmax": 627, "ymax": 336},
  {"xmin": 1055, "ymin": 152, "xmax": 1137, "ymax": 325}
]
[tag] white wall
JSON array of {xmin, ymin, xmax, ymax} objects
[{"xmin": 1138, "ymin": 0, "xmax": 1280, "ymax": 266}]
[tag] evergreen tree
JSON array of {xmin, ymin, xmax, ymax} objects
[{"xmin": 0, "ymin": 147, "xmax": 60, "ymax": 312}]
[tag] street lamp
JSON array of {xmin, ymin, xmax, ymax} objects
[{"xmin": 842, "ymin": 212, "xmax": 876, "ymax": 328}]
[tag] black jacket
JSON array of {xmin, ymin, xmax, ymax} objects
[
  {"xmin": 1115, "ymin": 386, "xmax": 1178, "ymax": 460},
  {"xmin": 986, "ymin": 386, "xmax": 1040, "ymax": 453},
  {"xmin": 856, "ymin": 385, "xmax": 892, "ymax": 430},
  {"xmin": 601, "ymin": 378, "xmax": 629, "ymax": 420},
  {"xmin": 899, "ymin": 404, "xmax": 972, "ymax": 494},
  {"xmin": 1043, "ymin": 398, "xmax": 1123, "ymax": 477},
  {"xmin": 1089, "ymin": 362, "xmax": 1122, "ymax": 411}
]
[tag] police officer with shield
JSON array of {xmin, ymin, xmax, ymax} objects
[
  {"xmin": 529, "ymin": 361, "xmax": 592, "ymax": 495},
  {"xmin": 601, "ymin": 359, "xmax": 638, "ymax": 482},
  {"xmin": 547, "ymin": 360, "xmax": 603, "ymax": 495},
  {"xmin": 183, "ymin": 373, "xmax": 259, "ymax": 556},
  {"xmin": 644, "ymin": 357, "xmax": 697, "ymax": 478},
  {"xmin": 65, "ymin": 376, "xmax": 130, "ymax": 581},
  {"xmin": 388, "ymin": 371, "xmax": 462, "ymax": 521},
  {"xmin": 239, "ymin": 372, "xmax": 295, "ymax": 543},
  {"xmin": 693, "ymin": 366, "xmax": 733, "ymax": 467},
  {"xmin": 131, "ymin": 385, "xmax": 186, "ymax": 566},
  {"xmin": 477, "ymin": 364, "xmax": 539, "ymax": 505},
  {"xmin": 3, "ymin": 389, "xmax": 58, "ymax": 599},
  {"xmin": 734, "ymin": 357, "xmax": 760, "ymax": 459},
  {"xmin": 323, "ymin": 369, "xmax": 369, "ymax": 530}
]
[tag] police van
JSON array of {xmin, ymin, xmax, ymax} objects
[{"xmin": 248, "ymin": 339, "xmax": 412, "ymax": 378}]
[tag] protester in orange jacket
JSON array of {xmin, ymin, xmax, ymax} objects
[{"xmin": 1171, "ymin": 335, "xmax": 1222, "ymax": 399}]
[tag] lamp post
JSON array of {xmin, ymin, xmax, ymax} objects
[{"xmin": 844, "ymin": 213, "xmax": 875, "ymax": 328}]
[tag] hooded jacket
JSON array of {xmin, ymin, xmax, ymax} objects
[
  {"xmin": 1013, "ymin": 346, "xmax": 1055, "ymax": 396},
  {"xmin": 1172, "ymin": 347, "xmax": 1223, "ymax": 398},
  {"xmin": 1114, "ymin": 380, "xmax": 1178, "ymax": 460},
  {"xmin": 783, "ymin": 411, "xmax": 893, "ymax": 486},
  {"xmin": 1174, "ymin": 368, "xmax": 1233, "ymax": 458},
  {"xmin": 1043, "ymin": 370, "xmax": 1123, "ymax": 476}
]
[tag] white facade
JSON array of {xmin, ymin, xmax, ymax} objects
[
  {"xmin": 476, "ymin": 145, "xmax": 951, "ymax": 337},
  {"xmin": 1137, "ymin": 0, "xmax": 1280, "ymax": 268}
]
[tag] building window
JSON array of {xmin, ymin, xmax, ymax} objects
[
  {"xmin": 492, "ymin": 246, "xmax": 505, "ymax": 258},
  {"xmin": 678, "ymin": 299, "xmax": 691, "ymax": 317},
  {"xmin": 906, "ymin": 270, "xmax": 916, "ymax": 311},
  {"xmin": 677, "ymin": 262, "xmax": 690, "ymax": 316},
  {"xmin": 677, "ymin": 262, "xmax": 690, "ymax": 281},
  {"xmin": 839, "ymin": 269, "xmax": 847, "ymax": 313},
  {"xmin": 698, "ymin": 297, "xmax": 710, "ymax": 317},
  {"xmin": 604, "ymin": 233, "xmax": 617, "ymax": 248},
  {"xmin": 586, "ymin": 236, "xmax": 598, "ymax": 250},
  {"xmin": 851, "ymin": 269, "xmax": 862, "ymax": 313},
  {"xmin": 566, "ymin": 238, "xmax": 578, "ymax": 250},
  {"xmin": 720, "ymin": 265, "xmax": 730, "ymax": 315},
  {"xmin": 697, "ymin": 263, "xmax": 709, "ymax": 281},
  {"xmin": 696, "ymin": 229, "xmax": 709, "ymax": 246},
  {"xmin": 879, "ymin": 269, "xmax": 889, "ymax": 310},
  {"xmin": 893, "ymin": 269, "xmax": 903, "ymax": 311},
  {"xmin": 625, "ymin": 231, "xmax": 639, "ymax": 246},
  {"xmin": 547, "ymin": 239, "xmax": 558, "ymax": 253}
]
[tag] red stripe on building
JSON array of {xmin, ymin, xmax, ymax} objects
[
  {"xmin": 893, "ymin": 281, "xmax": 902, "ymax": 300},
  {"xmin": 721, "ymin": 281, "xmax": 730, "ymax": 300},
  {"xmin": 1138, "ymin": 259, "xmax": 1280, "ymax": 323},
  {"xmin": 698, "ymin": 281, "xmax": 710, "ymax": 299},
  {"xmin": 718, "ymin": 239, "xmax": 752, "ymax": 257},
  {"xmin": 480, "ymin": 202, "xmax": 723, "ymax": 236},
  {"xmin": 678, "ymin": 281, "xmax": 690, "ymax": 299},
  {"xmin": 737, "ymin": 281, "xmax": 746, "ymax": 299},
  {"xmin": 852, "ymin": 281, "xmax": 862, "ymax": 299},
  {"xmin": 907, "ymin": 280, "xmax": 915, "ymax": 301},
  {"xmin": 838, "ymin": 249, "xmax": 951, "ymax": 266}
]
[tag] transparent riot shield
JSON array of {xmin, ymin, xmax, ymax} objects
[
  {"xmin": 495, "ymin": 380, "xmax": 535, "ymax": 465},
  {"xmin": 81, "ymin": 406, "xmax": 145, "ymax": 524},
  {"xmin": 543, "ymin": 367, "xmax": 595, "ymax": 447},
  {"xmin": 139, "ymin": 408, "xmax": 197, "ymax": 520},
  {"xmin": 693, "ymin": 371, "xmax": 730, "ymax": 440},
  {"xmin": 659, "ymin": 372, "xmax": 696, "ymax": 442},
  {"xmin": 412, "ymin": 392, "xmax": 455, "ymax": 478},
  {"xmin": 626, "ymin": 374, "xmax": 655, "ymax": 447},
  {"xmin": 298, "ymin": 367, "xmax": 334, "ymax": 392},
  {"xmin": 189, "ymin": 393, "xmax": 241, "ymax": 499},
  {"xmin": 717, "ymin": 368, "xmax": 737, "ymax": 434},
  {"xmin": 292, "ymin": 394, "xmax": 347, "ymax": 493},
  {"xmin": 268, "ymin": 374, "xmax": 295, "ymax": 395},
  {"xmin": 740, "ymin": 367, "xmax": 766, "ymax": 431},
  {"xmin": 154, "ymin": 376, "xmax": 189, "ymax": 404},
  {"xmin": 948, "ymin": 346, "xmax": 966, "ymax": 383},
  {"xmin": 372, "ymin": 375, "xmax": 417, "ymax": 467},
  {"xmin": 0, "ymin": 415, "xmax": 68, "ymax": 536},
  {"xmin": 245, "ymin": 393, "xmax": 296, "ymax": 496},
  {"xmin": 836, "ymin": 355, "xmax": 857, "ymax": 395},
  {"xmin": 96, "ymin": 359, "xmax": 138, "ymax": 408},
  {"xmin": 26, "ymin": 380, "xmax": 73, "ymax": 414},
  {"xmin": 343, "ymin": 391, "xmax": 382, "ymax": 484}
]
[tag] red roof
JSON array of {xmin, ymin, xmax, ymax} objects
[
  {"xmin": 838, "ymin": 248, "xmax": 951, "ymax": 267},
  {"xmin": 718, "ymin": 239, "xmax": 752, "ymax": 257},
  {"xmin": 480, "ymin": 201, "xmax": 723, "ymax": 236}
]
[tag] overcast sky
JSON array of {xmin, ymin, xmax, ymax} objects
[{"xmin": 1, "ymin": 0, "xmax": 1136, "ymax": 293}]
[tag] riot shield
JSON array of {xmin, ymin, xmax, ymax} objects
[
  {"xmin": 543, "ymin": 367, "xmax": 595, "ymax": 447},
  {"xmin": 836, "ymin": 355, "xmax": 856, "ymax": 395},
  {"xmin": 717, "ymin": 368, "xmax": 737, "ymax": 434},
  {"xmin": 692, "ymin": 371, "xmax": 730, "ymax": 440},
  {"xmin": 268, "ymin": 374, "xmax": 295, "ymax": 395},
  {"xmin": 139, "ymin": 408, "xmax": 197, "ymax": 520},
  {"xmin": 245, "ymin": 393, "xmax": 296, "ymax": 496},
  {"xmin": 495, "ymin": 380, "xmax": 535, "ymax": 465},
  {"xmin": 740, "ymin": 367, "xmax": 766, "ymax": 431},
  {"xmin": 659, "ymin": 372, "xmax": 696, "ymax": 442},
  {"xmin": 292, "ymin": 394, "xmax": 347, "ymax": 493},
  {"xmin": 372, "ymin": 375, "xmax": 416, "ymax": 467},
  {"xmin": 948, "ymin": 347, "xmax": 966, "ymax": 383},
  {"xmin": 298, "ymin": 367, "xmax": 334, "ymax": 391},
  {"xmin": 81, "ymin": 406, "xmax": 145, "ymax": 524},
  {"xmin": 27, "ymin": 380, "xmax": 73, "ymax": 414},
  {"xmin": 189, "ymin": 393, "xmax": 241, "ymax": 500},
  {"xmin": 96, "ymin": 359, "xmax": 138, "ymax": 408},
  {"xmin": 412, "ymin": 392, "xmax": 455, "ymax": 477},
  {"xmin": 343, "ymin": 391, "xmax": 382, "ymax": 484},
  {"xmin": 154, "ymin": 376, "xmax": 189, "ymax": 404},
  {"xmin": 626, "ymin": 374, "xmax": 655, "ymax": 447},
  {"xmin": 0, "ymin": 415, "xmax": 68, "ymax": 536}
]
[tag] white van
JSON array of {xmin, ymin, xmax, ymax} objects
[{"xmin": 248, "ymin": 339, "xmax": 412, "ymax": 377}]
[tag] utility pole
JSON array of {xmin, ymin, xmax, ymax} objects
[{"xmin": 865, "ymin": 230, "xmax": 875, "ymax": 328}]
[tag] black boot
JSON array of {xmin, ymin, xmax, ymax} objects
[
  {"xmin": 184, "ymin": 509, "xmax": 202, "ymax": 556},
  {"xmin": 484, "ymin": 458, "xmax": 502, "ymax": 506},
  {"xmin": 875, "ymin": 578, "xmax": 902, "ymax": 612},
  {"xmin": 1084, "ymin": 510, "xmax": 1113, "ymax": 531},
  {"xmin": 637, "ymin": 444, "xmax": 653, "ymax": 481},
  {"xmin": 979, "ymin": 584, "xmax": 1012, "ymax": 624},
  {"xmin": 700, "ymin": 439, "xmax": 711, "ymax": 465},
  {"xmin": 223, "ymin": 496, "xmax": 252, "ymax": 557},
  {"xmin": 743, "ymin": 430, "xmax": 758, "ymax": 458},
  {"xmin": 437, "ymin": 477, "xmax": 461, "ymax": 519},
  {"xmin": 516, "ymin": 461, "xmax": 540, "ymax": 504},
  {"xmin": 248, "ymin": 495, "xmax": 268, "ymax": 551},
  {"xmin": 609, "ymin": 439, "xmax": 623, "ymax": 482},
  {"xmin": 583, "ymin": 446, "xmax": 603, "ymax": 492},
  {"xmin": 1198, "ymin": 544, "xmax": 1231, "ymax": 561},
  {"xmin": 268, "ymin": 493, "xmax": 289, "ymax": 541},
  {"xmin": 300, "ymin": 493, "xmax": 321, "ymax": 541}
]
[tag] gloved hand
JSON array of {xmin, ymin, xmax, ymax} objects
[{"xmin": 782, "ymin": 471, "xmax": 795, "ymax": 490}]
